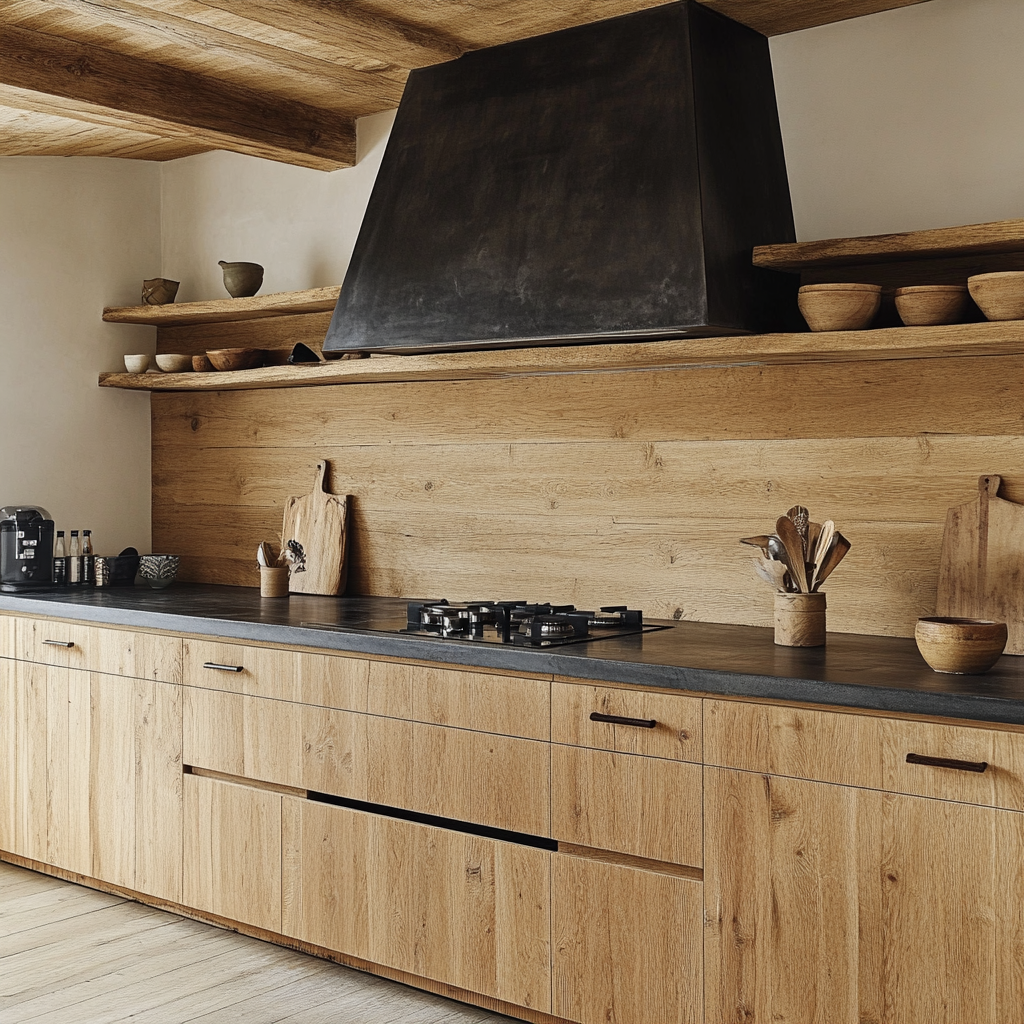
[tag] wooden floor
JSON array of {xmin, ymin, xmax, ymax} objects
[{"xmin": 0, "ymin": 861, "xmax": 518, "ymax": 1023}]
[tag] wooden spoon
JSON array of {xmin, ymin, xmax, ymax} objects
[
  {"xmin": 810, "ymin": 520, "xmax": 835, "ymax": 591},
  {"xmin": 787, "ymin": 505, "xmax": 810, "ymax": 556},
  {"xmin": 776, "ymin": 516, "xmax": 809, "ymax": 593},
  {"xmin": 813, "ymin": 531, "xmax": 850, "ymax": 590}
]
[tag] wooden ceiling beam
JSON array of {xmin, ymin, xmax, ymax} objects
[
  {"xmin": 21, "ymin": 0, "xmax": 408, "ymax": 109},
  {"xmin": 0, "ymin": 20, "xmax": 356, "ymax": 168},
  {"xmin": 195, "ymin": 0, "xmax": 465, "ymax": 69}
]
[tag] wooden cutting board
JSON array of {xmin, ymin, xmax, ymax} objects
[
  {"xmin": 281, "ymin": 460, "xmax": 348, "ymax": 595},
  {"xmin": 937, "ymin": 474, "xmax": 1024, "ymax": 654}
]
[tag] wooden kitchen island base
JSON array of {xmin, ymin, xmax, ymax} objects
[{"xmin": 5, "ymin": 610, "xmax": 1024, "ymax": 1024}]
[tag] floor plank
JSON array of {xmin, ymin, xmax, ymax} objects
[{"xmin": 0, "ymin": 862, "xmax": 520, "ymax": 1023}]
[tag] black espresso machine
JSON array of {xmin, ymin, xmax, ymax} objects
[{"xmin": 0, "ymin": 506, "xmax": 54, "ymax": 592}]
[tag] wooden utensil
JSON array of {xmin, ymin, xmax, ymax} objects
[
  {"xmin": 787, "ymin": 506, "xmax": 809, "ymax": 555},
  {"xmin": 938, "ymin": 475, "xmax": 1024, "ymax": 654},
  {"xmin": 813, "ymin": 531, "xmax": 850, "ymax": 590},
  {"xmin": 740, "ymin": 535, "xmax": 773, "ymax": 555},
  {"xmin": 752, "ymin": 554, "xmax": 788, "ymax": 592},
  {"xmin": 281, "ymin": 460, "xmax": 349, "ymax": 596},
  {"xmin": 810, "ymin": 520, "xmax": 835, "ymax": 591},
  {"xmin": 776, "ymin": 516, "xmax": 809, "ymax": 593}
]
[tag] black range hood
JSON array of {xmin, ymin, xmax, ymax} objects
[{"xmin": 324, "ymin": 1, "xmax": 797, "ymax": 355}]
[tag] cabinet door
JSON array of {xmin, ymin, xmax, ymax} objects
[
  {"xmin": 282, "ymin": 797, "xmax": 551, "ymax": 1013},
  {"xmin": 3, "ymin": 662, "xmax": 49, "ymax": 862},
  {"xmin": 552, "ymin": 852, "xmax": 703, "ymax": 1024},
  {"xmin": 705, "ymin": 767, "xmax": 1024, "ymax": 1024},
  {"xmin": 184, "ymin": 772, "xmax": 282, "ymax": 933},
  {"xmin": 46, "ymin": 666, "xmax": 91, "ymax": 874}
]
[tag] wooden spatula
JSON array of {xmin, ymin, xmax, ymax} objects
[
  {"xmin": 776, "ymin": 516, "xmax": 809, "ymax": 593},
  {"xmin": 813, "ymin": 531, "xmax": 850, "ymax": 590}
]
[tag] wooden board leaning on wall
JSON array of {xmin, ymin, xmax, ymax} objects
[{"xmin": 151, "ymin": 352, "xmax": 1024, "ymax": 640}]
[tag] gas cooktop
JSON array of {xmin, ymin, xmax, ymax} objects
[{"xmin": 400, "ymin": 600, "xmax": 665, "ymax": 647}]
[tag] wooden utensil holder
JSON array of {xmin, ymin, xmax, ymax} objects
[
  {"xmin": 260, "ymin": 566, "xmax": 290, "ymax": 598},
  {"xmin": 775, "ymin": 591, "xmax": 826, "ymax": 647}
]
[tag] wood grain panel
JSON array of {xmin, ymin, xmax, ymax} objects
[
  {"xmin": 551, "ymin": 682, "xmax": 702, "ymax": 761},
  {"xmin": 183, "ymin": 771, "xmax": 282, "ymax": 933},
  {"xmin": 151, "ymin": 356, "xmax": 1024, "ymax": 448},
  {"xmin": 151, "ymin": 352, "xmax": 1024, "ymax": 641},
  {"xmin": 704, "ymin": 767, "xmax": 1024, "ymax": 1024},
  {"xmin": 0, "ymin": 658, "xmax": 16, "ymax": 853},
  {"xmin": 553, "ymin": 851, "xmax": 703, "ymax": 1024},
  {"xmin": 12, "ymin": 662, "xmax": 48, "ymax": 862},
  {"xmin": 282, "ymin": 798, "xmax": 551, "ymax": 1012},
  {"xmin": 45, "ymin": 666, "xmax": 91, "ymax": 876},
  {"xmin": 552, "ymin": 745, "xmax": 702, "ymax": 866}
]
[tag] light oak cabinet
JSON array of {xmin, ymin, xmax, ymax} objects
[
  {"xmin": 704, "ymin": 766, "xmax": 1024, "ymax": 1024},
  {"xmin": 282, "ymin": 797, "xmax": 551, "ymax": 1013},
  {"xmin": 553, "ymin": 851, "xmax": 704, "ymax": 1024}
]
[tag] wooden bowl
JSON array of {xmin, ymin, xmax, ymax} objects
[
  {"xmin": 206, "ymin": 348, "xmax": 264, "ymax": 371},
  {"xmin": 895, "ymin": 284, "xmax": 968, "ymax": 326},
  {"xmin": 192, "ymin": 354, "xmax": 214, "ymax": 372},
  {"xmin": 798, "ymin": 283, "xmax": 882, "ymax": 332},
  {"xmin": 915, "ymin": 617, "xmax": 1007, "ymax": 674},
  {"xmin": 155, "ymin": 353, "xmax": 193, "ymax": 373},
  {"xmin": 968, "ymin": 271, "xmax": 1024, "ymax": 321},
  {"xmin": 141, "ymin": 278, "xmax": 179, "ymax": 305}
]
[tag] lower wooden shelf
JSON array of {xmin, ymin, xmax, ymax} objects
[{"xmin": 99, "ymin": 319, "xmax": 1024, "ymax": 392}]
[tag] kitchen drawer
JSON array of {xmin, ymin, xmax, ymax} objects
[
  {"xmin": 552, "ymin": 745, "xmax": 702, "ymax": 867},
  {"xmin": 282, "ymin": 797, "xmax": 551, "ymax": 1011},
  {"xmin": 552, "ymin": 851, "xmax": 703, "ymax": 1024},
  {"xmin": 552, "ymin": 680, "xmax": 701, "ymax": 761},
  {"xmin": 15, "ymin": 616, "xmax": 181, "ymax": 683},
  {"xmin": 183, "ymin": 638, "xmax": 369, "ymax": 707},
  {"xmin": 184, "ymin": 688, "xmax": 550, "ymax": 835},
  {"xmin": 367, "ymin": 660, "xmax": 550, "ymax": 740},
  {"xmin": 705, "ymin": 698, "xmax": 1024, "ymax": 811}
]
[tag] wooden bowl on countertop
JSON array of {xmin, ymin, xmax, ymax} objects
[
  {"xmin": 895, "ymin": 284, "xmax": 969, "ymax": 326},
  {"xmin": 968, "ymin": 271, "xmax": 1024, "ymax": 321},
  {"xmin": 915, "ymin": 616, "xmax": 1007, "ymax": 674},
  {"xmin": 206, "ymin": 348, "xmax": 265, "ymax": 372},
  {"xmin": 798, "ymin": 283, "xmax": 882, "ymax": 332}
]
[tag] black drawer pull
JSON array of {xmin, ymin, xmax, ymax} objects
[
  {"xmin": 43, "ymin": 640, "xmax": 75, "ymax": 648},
  {"xmin": 590, "ymin": 711, "xmax": 657, "ymax": 729},
  {"xmin": 203, "ymin": 662, "xmax": 244, "ymax": 673},
  {"xmin": 906, "ymin": 752, "xmax": 988, "ymax": 774}
]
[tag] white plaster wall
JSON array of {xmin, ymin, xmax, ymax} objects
[
  {"xmin": 160, "ymin": 109, "xmax": 396, "ymax": 302},
  {"xmin": 771, "ymin": 0, "xmax": 1024, "ymax": 240},
  {"xmin": 0, "ymin": 158, "xmax": 160, "ymax": 553}
]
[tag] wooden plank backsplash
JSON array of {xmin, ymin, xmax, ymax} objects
[{"xmin": 151, "ymin": 353, "xmax": 1024, "ymax": 638}]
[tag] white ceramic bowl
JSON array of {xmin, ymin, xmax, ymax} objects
[
  {"xmin": 155, "ymin": 353, "xmax": 193, "ymax": 373},
  {"xmin": 124, "ymin": 354, "xmax": 150, "ymax": 374}
]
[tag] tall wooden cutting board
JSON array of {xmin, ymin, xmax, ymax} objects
[
  {"xmin": 937, "ymin": 475, "xmax": 1024, "ymax": 654},
  {"xmin": 281, "ymin": 461, "xmax": 348, "ymax": 595}
]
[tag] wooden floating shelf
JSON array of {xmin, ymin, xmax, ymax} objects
[
  {"xmin": 99, "ymin": 320, "xmax": 1024, "ymax": 392},
  {"xmin": 754, "ymin": 218, "xmax": 1024, "ymax": 272},
  {"xmin": 102, "ymin": 286, "xmax": 341, "ymax": 326}
]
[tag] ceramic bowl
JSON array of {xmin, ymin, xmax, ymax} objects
[
  {"xmin": 968, "ymin": 271, "xmax": 1024, "ymax": 321},
  {"xmin": 894, "ymin": 284, "xmax": 969, "ymax": 326},
  {"xmin": 192, "ymin": 354, "xmax": 214, "ymax": 372},
  {"xmin": 139, "ymin": 554, "xmax": 180, "ymax": 589},
  {"xmin": 206, "ymin": 347, "xmax": 264, "ymax": 372},
  {"xmin": 155, "ymin": 353, "xmax": 193, "ymax": 373},
  {"xmin": 141, "ymin": 278, "xmax": 179, "ymax": 305},
  {"xmin": 797, "ymin": 283, "xmax": 882, "ymax": 332},
  {"xmin": 915, "ymin": 616, "xmax": 1007, "ymax": 674},
  {"xmin": 124, "ymin": 353, "xmax": 150, "ymax": 374},
  {"xmin": 219, "ymin": 261, "xmax": 264, "ymax": 298}
]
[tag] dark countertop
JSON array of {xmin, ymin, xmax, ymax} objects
[{"xmin": 3, "ymin": 584, "xmax": 1024, "ymax": 726}]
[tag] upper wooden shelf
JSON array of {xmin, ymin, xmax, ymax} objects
[
  {"xmin": 102, "ymin": 287, "xmax": 341, "ymax": 326},
  {"xmin": 754, "ymin": 219, "xmax": 1024, "ymax": 272},
  {"xmin": 99, "ymin": 319, "xmax": 1024, "ymax": 393}
]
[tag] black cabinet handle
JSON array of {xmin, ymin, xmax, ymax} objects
[
  {"xmin": 203, "ymin": 662, "xmax": 244, "ymax": 673},
  {"xmin": 906, "ymin": 752, "xmax": 988, "ymax": 774},
  {"xmin": 43, "ymin": 640, "xmax": 75, "ymax": 648},
  {"xmin": 589, "ymin": 711, "xmax": 657, "ymax": 729}
]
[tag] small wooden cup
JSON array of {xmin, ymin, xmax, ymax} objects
[
  {"xmin": 260, "ymin": 566, "xmax": 289, "ymax": 598},
  {"xmin": 774, "ymin": 591, "xmax": 826, "ymax": 647}
]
